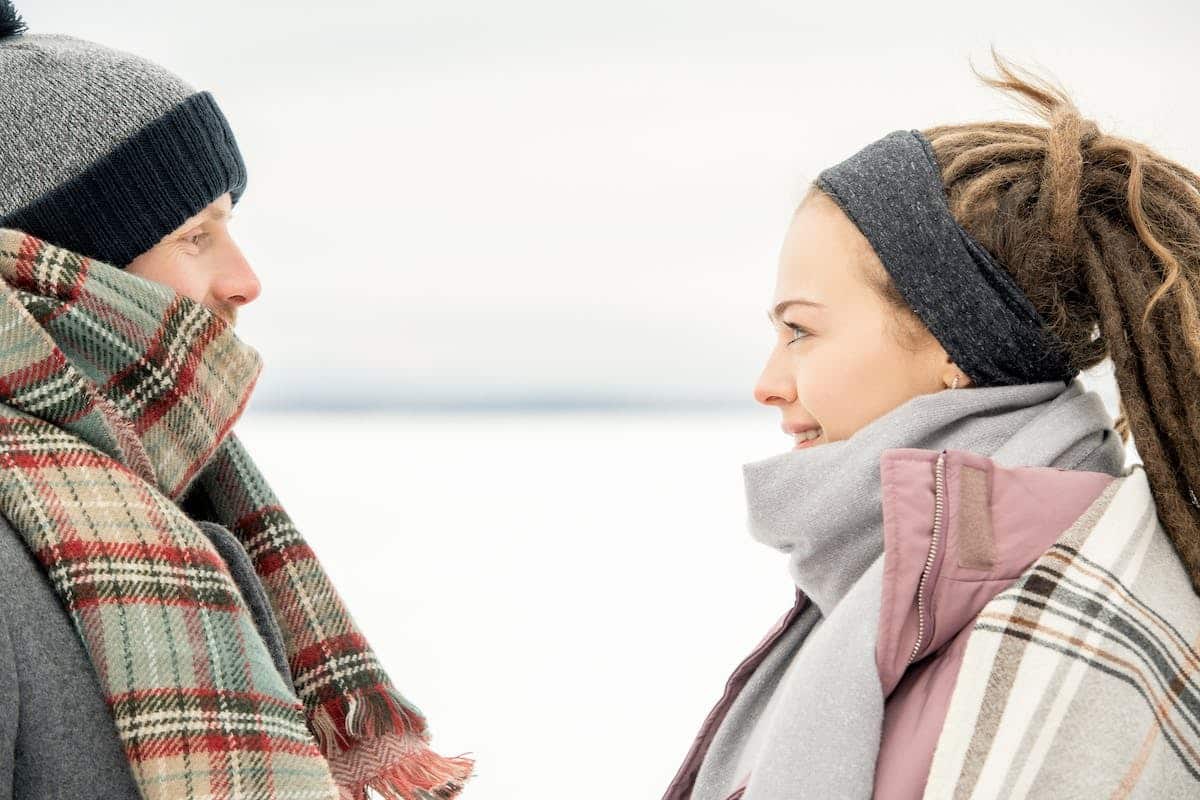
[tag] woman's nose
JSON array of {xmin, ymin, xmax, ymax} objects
[{"xmin": 753, "ymin": 347, "xmax": 796, "ymax": 407}]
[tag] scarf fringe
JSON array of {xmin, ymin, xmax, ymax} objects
[
  {"xmin": 334, "ymin": 744, "xmax": 475, "ymax": 800},
  {"xmin": 311, "ymin": 687, "xmax": 475, "ymax": 800}
]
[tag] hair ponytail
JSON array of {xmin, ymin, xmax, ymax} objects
[{"xmin": 915, "ymin": 46, "xmax": 1200, "ymax": 593}]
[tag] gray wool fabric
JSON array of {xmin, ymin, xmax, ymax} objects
[
  {"xmin": 690, "ymin": 377, "xmax": 1127, "ymax": 800},
  {"xmin": 0, "ymin": 25, "xmax": 248, "ymax": 267},
  {"xmin": 814, "ymin": 129, "xmax": 1077, "ymax": 388},
  {"xmin": 0, "ymin": 512, "xmax": 290, "ymax": 799},
  {"xmin": 0, "ymin": 34, "xmax": 194, "ymax": 208},
  {"xmin": 193, "ymin": 520, "xmax": 294, "ymax": 686}
]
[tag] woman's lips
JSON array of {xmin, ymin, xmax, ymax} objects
[{"xmin": 793, "ymin": 433, "xmax": 822, "ymax": 450}]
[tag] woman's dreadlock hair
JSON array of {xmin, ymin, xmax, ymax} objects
[{"xmin": 859, "ymin": 46, "xmax": 1200, "ymax": 594}]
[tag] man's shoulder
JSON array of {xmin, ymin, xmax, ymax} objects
[
  {"xmin": 0, "ymin": 512, "xmax": 93, "ymax": 654},
  {"xmin": 0, "ymin": 512, "xmax": 49, "ymax": 600}
]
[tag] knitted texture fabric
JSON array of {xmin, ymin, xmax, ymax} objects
[
  {"xmin": 814, "ymin": 129, "xmax": 1077, "ymax": 387},
  {"xmin": 0, "ymin": 15, "xmax": 247, "ymax": 268},
  {"xmin": 686, "ymin": 379, "xmax": 1126, "ymax": 800},
  {"xmin": 0, "ymin": 228, "xmax": 474, "ymax": 799}
]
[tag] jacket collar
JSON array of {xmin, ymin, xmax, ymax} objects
[
  {"xmin": 742, "ymin": 380, "xmax": 1126, "ymax": 620},
  {"xmin": 874, "ymin": 446, "xmax": 1121, "ymax": 695}
]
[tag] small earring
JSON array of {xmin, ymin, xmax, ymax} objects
[{"xmin": 951, "ymin": 374, "xmax": 960, "ymax": 390}]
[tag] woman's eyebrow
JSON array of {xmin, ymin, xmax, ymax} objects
[{"xmin": 769, "ymin": 298, "xmax": 826, "ymax": 323}]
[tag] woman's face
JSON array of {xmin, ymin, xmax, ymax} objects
[
  {"xmin": 125, "ymin": 193, "xmax": 260, "ymax": 328},
  {"xmin": 754, "ymin": 190, "xmax": 964, "ymax": 450}
]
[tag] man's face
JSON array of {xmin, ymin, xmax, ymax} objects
[{"xmin": 125, "ymin": 193, "xmax": 260, "ymax": 327}]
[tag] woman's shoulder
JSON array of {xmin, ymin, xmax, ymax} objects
[{"xmin": 926, "ymin": 463, "xmax": 1200, "ymax": 797}]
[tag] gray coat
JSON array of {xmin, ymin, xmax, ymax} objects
[{"xmin": 0, "ymin": 507, "xmax": 291, "ymax": 799}]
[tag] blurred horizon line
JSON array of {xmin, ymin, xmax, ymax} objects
[{"xmin": 246, "ymin": 393, "xmax": 758, "ymax": 414}]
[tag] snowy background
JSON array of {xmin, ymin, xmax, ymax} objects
[{"xmin": 24, "ymin": 0, "xmax": 1193, "ymax": 796}]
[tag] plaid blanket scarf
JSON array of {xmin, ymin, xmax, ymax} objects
[
  {"xmin": 0, "ymin": 229, "xmax": 474, "ymax": 799},
  {"xmin": 925, "ymin": 462, "xmax": 1200, "ymax": 797}
]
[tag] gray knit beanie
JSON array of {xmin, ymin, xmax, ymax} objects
[{"xmin": 0, "ymin": 1, "xmax": 248, "ymax": 268}]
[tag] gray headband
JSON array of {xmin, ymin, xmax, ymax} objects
[{"xmin": 814, "ymin": 129, "xmax": 1076, "ymax": 387}]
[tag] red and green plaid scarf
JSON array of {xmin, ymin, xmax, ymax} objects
[{"xmin": 0, "ymin": 229, "xmax": 474, "ymax": 799}]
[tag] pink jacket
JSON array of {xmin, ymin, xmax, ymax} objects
[{"xmin": 663, "ymin": 446, "xmax": 1119, "ymax": 800}]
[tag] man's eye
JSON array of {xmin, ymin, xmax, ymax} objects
[
  {"xmin": 187, "ymin": 232, "xmax": 209, "ymax": 247},
  {"xmin": 786, "ymin": 323, "xmax": 810, "ymax": 344}
]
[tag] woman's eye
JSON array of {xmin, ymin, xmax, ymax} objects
[
  {"xmin": 785, "ymin": 323, "xmax": 810, "ymax": 344},
  {"xmin": 187, "ymin": 231, "xmax": 209, "ymax": 247}
]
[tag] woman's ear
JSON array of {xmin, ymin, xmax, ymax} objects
[
  {"xmin": 942, "ymin": 358, "xmax": 970, "ymax": 389},
  {"xmin": 927, "ymin": 343, "xmax": 970, "ymax": 390}
]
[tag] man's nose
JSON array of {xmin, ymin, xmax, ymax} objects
[
  {"xmin": 753, "ymin": 345, "xmax": 796, "ymax": 407},
  {"xmin": 216, "ymin": 241, "xmax": 261, "ymax": 308}
]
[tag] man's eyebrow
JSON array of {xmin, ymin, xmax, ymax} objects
[
  {"xmin": 768, "ymin": 298, "xmax": 826, "ymax": 323},
  {"xmin": 172, "ymin": 205, "xmax": 233, "ymax": 238},
  {"xmin": 189, "ymin": 205, "xmax": 231, "ymax": 224}
]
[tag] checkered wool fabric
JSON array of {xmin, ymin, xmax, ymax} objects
[{"xmin": 0, "ymin": 228, "xmax": 474, "ymax": 799}]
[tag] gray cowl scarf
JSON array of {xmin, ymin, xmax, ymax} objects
[{"xmin": 691, "ymin": 377, "xmax": 1128, "ymax": 800}]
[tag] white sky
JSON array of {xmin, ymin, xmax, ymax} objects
[{"xmin": 24, "ymin": 0, "xmax": 1200, "ymax": 410}]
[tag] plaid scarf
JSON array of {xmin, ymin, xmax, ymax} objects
[
  {"xmin": 0, "ymin": 229, "xmax": 474, "ymax": 800},
  {"xmin": 925, "ymin": 463, "xmax": 1200, "ymax": 797}
]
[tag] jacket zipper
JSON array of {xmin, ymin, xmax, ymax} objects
[{"xmin": 907, "ymin": 449, "xmax": 947, "ymax": 666}]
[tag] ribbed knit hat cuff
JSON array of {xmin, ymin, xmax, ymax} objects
[{"xmin": 3, "ymin": 90, "xmax": 247, "ymax": 268}]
